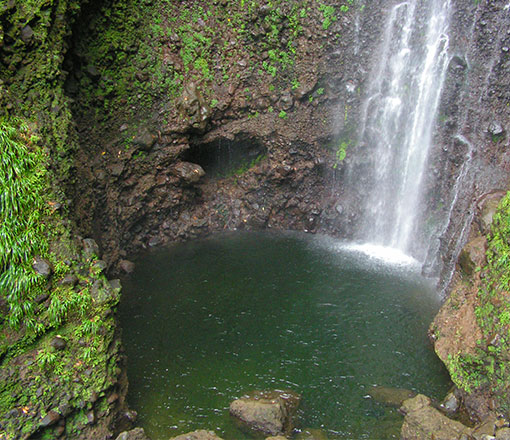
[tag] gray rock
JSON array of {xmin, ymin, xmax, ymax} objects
[
  {"xmin": 172, "ymin": 161, "xmax": 205, "ymax": 184},
  {"xmin": 50, "ymin": 336, "xmax": 66, "ymax": 351},
  {"xmin": 369, "ymin": 385, "xmax": 417, "ymax": 407},
  {"xmin": 90, "ymin": 279, "xmax": 119, "ymax": 305},
  {"xmin": 115, "ymin": 428, "xmax": 150, "ymax": 440},
  {"xmin": 40, "ymin": 410, "xmax": 60, "ymax": 427},
  {"xmin": 133, "ymin": 129, "xmax": 155, "ymax": 151},
  {"xmin": 34, "ymin": 293, "xmax": 49, "ymax": 304},
  {"xmin": 488, "ymin": 121, "xmax": 504, "ymax": 137},
  {"xmin": 472, "ymin": 416, "xmax": 497, "ymax": 440},
  {"xmin": 32, "ymin": 256, "xmax": 52, "ymax": 278},
  {"xmin": 230, "ymin": 390, "xmax": 300, "ymax": 436},
  {"xmin": 83, "ymin": 238, "xmax": 100, "ymax": 259},
  {"xmin": 59, "ymin": 274, "xmax": 78, "ymax": 287},
  {"xmin": 441, "ymin": 391, "xmax": 460, "ymax": 414},
  {"xmin": 177, "ymin": 82, "xmax": 211, "ymax": 132},
  {"xmin": 458, "ymin": 236, "xmax": 487, "ymax": 276},
  {"xmin": 21, "ymin": 25, "xmax": 34, "ymax": 43},
  {"xmin": 92, "ymin": 259, "xmax": 107, "ymax": 273},
  {"xmin": 148, "ymin": 236, "xmax": 162, "ymax": 247},
  {"xmin": 108, "ymin": 279, "xmax": 122, "ymax": 292},
  {"xmin": 86, "ymin": 65, "xmax": 101, "ymax": 80},
  {"xmin": 400, "ymin": 394, "xmax": 472, "ymax": 440},
  {"xmin": 119, "ymin": 259, "xmax": 136, "ymax": 274},
  {"xmin": 496, "ymin": 427, "xmax": 510, "ymax": 440},
  {"xmin": 170, "ymin": 430, "xmax": 224, "ymax": 440},
  {"xmin": 279, "ymin": 91, "xmax": 294, "ymax": 110}
]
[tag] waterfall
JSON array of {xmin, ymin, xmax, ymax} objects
[{"xmin": 355, "ymin": 0, "xmax": 452, "ymax": 262}]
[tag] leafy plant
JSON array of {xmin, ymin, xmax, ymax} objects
[
  {"xmin": 333, "ymin": 139, "xmax": 351, "ymax": 168},
  {"xmin": 0, "ymin": 118, "xmax": 49, "ymax": 329}
]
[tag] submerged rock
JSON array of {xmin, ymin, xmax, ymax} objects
[
  {"xmin": 169, "ymin": 430, "xmax": 224, "ymax": 440},
  {"xmin": 368, "ymin": 385, "xmax": 417, "ymax": 407},
  {"xmin": 119, "ymin": 259, "xmax": 136, "ymax": 274},
  {"xmin": 229, "ymin": 389, "xmax": 300, "ymax": 437},
  {"xmin": 400, "ymin": 394, "xmax": 472, "ymax": 440},
  {"xmin": 295, "ymin": 428, "xmax": 329, "ymax": 439}
]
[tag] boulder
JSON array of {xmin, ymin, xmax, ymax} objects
[
  {"xmin": 115, "ymin": 428, "xmax": 150, "ymax": 440},
  {"xmin": 119, "ymin": 259, "xmax": 136, "ymax": 274},
  {"xmin": 441, "ymin": 390, "xmax": 460, "ymax": 415},
  {"xmin": 170, "ymin": 430, "xmax": 223, "ymax": 440},
  {"xmin": 229, "ymin": 390, "xmax": 300, "ymax": 436},
  {"xmin": 32, "ymin": 256, "xmax": 52, "ymax": 278},
  {"xmin": 40, "ymin": 410, "xmax": 60, "ymax": 427},
  {"xmin": 458, "ymin": 236, "xmax": 487, "ymax": 276},
  {"xmin": 59, "ymin": 274, "xmax": 78, "ymax": 287},
  {"xmin": 20, "ymin": 25, "xmax": 34, "ymax": 44},
  {"xmin": 496, "ymin": 427, "xmax": 510, "ymax": 440},
  {"xmin": 177, "ymin": 82, "xmax": 211, "ymax": 132},
  {"xmin": 133, "ymin": 129, "xmax": 156, "ymax": 151},
  {"xmin": 368, "ymin": 385, "xmax": 417, "ymax": 407},
  {"xmin": 400, "ymin": 394, "xmax": 472, "ymax": 440},
  {"xmin": 172, "ymin": 162, "xmax": 205, "ymax": 184},
  {"xmin": 50, "ymin": 336, "xmax": 66, "ymax": 351}
]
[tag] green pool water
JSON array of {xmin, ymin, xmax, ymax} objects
[{"xmin": 118, "ymin": 231, "xmax": 451, "ymax": 439}]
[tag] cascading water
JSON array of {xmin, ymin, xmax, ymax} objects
[{"xmin": 354, "ymin": 0, "xmax": 452, "ymax": 262}]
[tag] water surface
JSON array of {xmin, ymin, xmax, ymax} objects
[{"xmin": 119, "ymin": 231, "xmax": 450, "ymax": 439}]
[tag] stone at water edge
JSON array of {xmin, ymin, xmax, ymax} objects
[
  {"xmin": 400, "ymin": 394, "xmax": 472, "ymax": 440},
  {"xmin": 115, "ymin": 427, "xmax": 150, "ymax": 440},
  {"xmin": 119, "ymin": 259, "xmax": 136, "ymax": 274},
  {"xmin": 229, "ymin": 389, "xmax": 301, "ymax": 436},
  {"xmin": 368, "ymin": 385, "xmax": 417, "ymax": 407},
  {"xmin": 169, "ymin": 430, "xmax": 224, "ymax": 440}
]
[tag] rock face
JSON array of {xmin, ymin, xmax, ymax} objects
[
  {"xmin": 229, "ymin": 390, "xmax": 301, "ymax": 436},
  {"xmin": 400, "ymin": 394, "xmax": 472, "ymax": 440},
  {"xmin": 430, "ymin": 191, "xmax": 508, "ymax": 420}
]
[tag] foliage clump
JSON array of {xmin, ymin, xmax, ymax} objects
[{"xmin": 0, "ymin": 118, "xmax": 48, "ymax": 330}]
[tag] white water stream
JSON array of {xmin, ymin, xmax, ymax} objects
[{"xmin": 357, "ymin": 0, "xmax": 452, "ymax": 262}]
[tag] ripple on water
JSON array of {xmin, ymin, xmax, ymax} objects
[{"xmin": 119, "ymin": 231, "xmax": 450, "ymax": 440}]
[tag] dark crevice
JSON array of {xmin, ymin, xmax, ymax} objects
[{"xmin": 184, "ymin": 134, "xmax": 268, "ymax": 178}]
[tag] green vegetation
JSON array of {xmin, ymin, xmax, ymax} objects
[
  {"xmin": 0, "ymin": 118, "xmax": 48, "ymax": 330},
  {"xmin": 445, "ymin": 192, "xmax": 510, "ymax": 413},
  {"xmin": 333, "ymin": 139, "xmax": 351, "ymax": 168}
]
